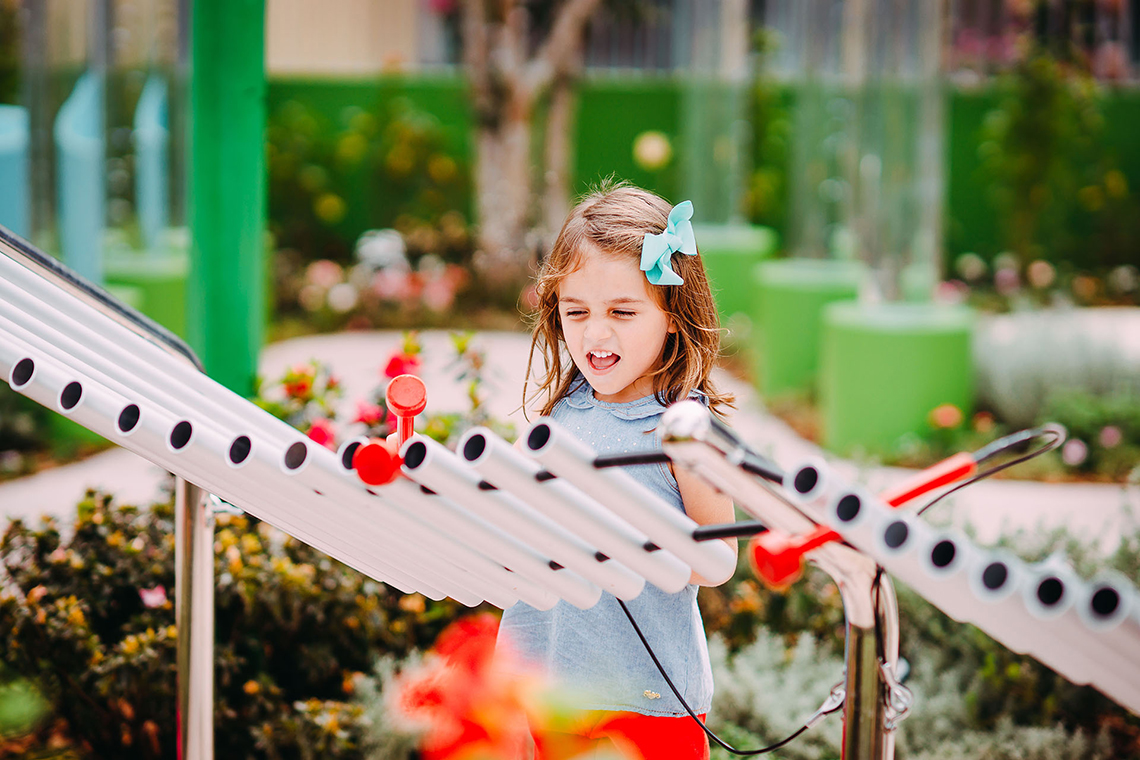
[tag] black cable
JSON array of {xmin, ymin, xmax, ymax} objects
[
  {"xmin": 915, "ymin": 424, "xmax": 1065, "ymax": 517},
  {"xmin": 594, "ymin": 451, "xmax": 673, "ymax": 468},
  {"xmin": 617, "ymin": 598, "xmax": 839, "ymax": 755},
  {"xmin": 692, "ymin": 520, "xmax": 769, "ymax": 542}
]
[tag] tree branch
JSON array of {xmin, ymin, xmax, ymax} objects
[
  {"xmin": 525, "ymin": 0, "xmax": 603, "ymax": 94},
  {"xmin": 462, "ymin": 0, "xmax": 494, "ymax": 118}
]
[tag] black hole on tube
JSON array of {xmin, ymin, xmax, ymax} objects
[
  {"xmin": 535, "ymin": 470, "xmax": 555, "ymax": 482},
  {"xmin": 1037, "ymin": 577, "xmax": 1064, "ymax": 606},
  {"xmin": 883, "ymin": 521, "xmax": 909, "ymax": 549},
  {"xmin": 419, "ymin": 485, "xmax": 436, "ymax": 495},
  {"xmin": 983, "ymin": 563, "xmax": 1008, "ymax": 590},
  {"xmin": 836, "ymin": 494, "xmax": 862, "ymax": 522},
  {"xmin": 527, "ymin": 424, "xmax": 551, "ymax": 451},
  {"xmin": 595, "ymin": 552, "xmax": 610, "ymax": 562},
  {"xmin": 549, "ymin": 561, "xmax": 563, "ymax": 571},
  {"xmin": 931, "ymin": 540, "xmax": 956, "ymax": 568},
  {"xmin": 11, "ymin": 358, "xmax": 33, "ymax": 386},
  {"xmin": 644, "ymin": 541, "xmax": 661, "ymax": 553},
  {"xmin": 341, "ymin": 441, "xmax": 361, "ymax": 469},
  {"xmin": 229, "ymin": 436, "xmax": 252, "ymax": 465},
  {"xmin": 462, "ymin": 435, "xmax": 486, "ymax": 461},
  {"xmin": 1092, "ymin": 588, "xmax": 1120, "ymax": 617},
  {"xmin": 477, "ymin": 480, "xmax": 497, "ymax": 491},
  {"xmin": 793, "ymin": 467, "xmax": 819, "ymax": 495},
  {"xmin": 284, "ymin": 442, "xmax": 308, "ymax": 470},
  {"xmin": 403, "ymin": 441, "xmax": 427, "ymax": 469},
  {"xmin": 60, "ymin": 382, "xmax": 82, "ymax": 410},
  {"xmin": 170, "ymin": 421, "xmax": 193, "ymax": 450},
  {"xmin": 117, "ymin": 405, "xmax": 140, "ymax": 432}
]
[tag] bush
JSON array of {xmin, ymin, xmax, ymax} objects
[
  {"xmin": 0, "ymin": 492, "xmax": 470, "ymax": 759},
  {"xmin": 267, "ymin": 98, "xmax": 472, "ymax": 268}
]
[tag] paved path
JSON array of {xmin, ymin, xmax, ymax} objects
[{"xmin": 3, "ymin": 330, "xmax": 1135, "ymax": 553}]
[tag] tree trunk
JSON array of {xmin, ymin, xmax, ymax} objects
[
  {"xmin": 540, "ymin": 73, "xmax": 578, "ymax": 254},
  {"xmin": 474, "ymin": 104, "xmax": 535, "ymax": 290}
]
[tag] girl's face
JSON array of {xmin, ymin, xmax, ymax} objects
[{"xmin": 557, "ymin": 246, "xmax": 675, "ymax": 403}]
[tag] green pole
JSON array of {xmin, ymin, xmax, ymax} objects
[{"xmin": 188, "ymin": 0, "xmax": 266, "ymax": 395}]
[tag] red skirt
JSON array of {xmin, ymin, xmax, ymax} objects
[{"xmin": 534, "ymin": 710, "xmax": 710, "ymax": 760}]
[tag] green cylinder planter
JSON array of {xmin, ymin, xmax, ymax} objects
[
  {"xmin": 820, "ymin": 302, "xmax": 974, "ymax": 455},
  {"xmin": 751, "ymin": 258, "xmax": 864, "ymax": 397},
  {"xmin": 694, "ymin": 224, "xmax": 778, "ymax": 322}
]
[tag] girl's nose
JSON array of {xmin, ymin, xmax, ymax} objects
[{"xmin": 582, "ymin": 317, "xmax": 612, "ymax": 343}]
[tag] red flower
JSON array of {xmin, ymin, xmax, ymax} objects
[
  {"xmin": 384, "ymin": 352, "xmax": 422, "ymax": 379},
  {"xmin": 283, "ymin": 363, "xmax": 316, "ymax": 399},
  {"xmin": 354, "ymin": 400, "xmax": 387, "ymax": 427},
  {"xmin": 307, "ymin": 418, "xmax": 336, "ymax": 449},
  {"xmin": 929, "ymin": 404, "xmax": 963, "ymax": 430},
  {"xmin": 391, "ymin": 614, "xmax": 551, "ymax": 760}
]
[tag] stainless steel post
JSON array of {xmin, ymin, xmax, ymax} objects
[{"xmin": 175, "ymin": 479, "xmax": 213, "ymax": 760}]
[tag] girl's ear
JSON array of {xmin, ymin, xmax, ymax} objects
[{"xmin": 667, "ymin": 316, "xmax": 678, "ymax": 334}]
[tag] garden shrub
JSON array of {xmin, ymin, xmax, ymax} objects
[
  {"xmin": 267, "ymin": 97, "xmax": 472, "ymax": 268},
  {"xmin": 0, "ymin": 492, "xmax": 470, "ymax": 759},
  {"xmin": 978, "ymin": 49, "xmax": 1139, "ymax": 276}
]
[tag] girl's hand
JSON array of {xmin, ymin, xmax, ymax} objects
[{"xmin": 675, "ymin": 466, "xmax": 738, "ymax": 586}]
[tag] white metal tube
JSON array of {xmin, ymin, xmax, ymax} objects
[
  {"xmin": 1080, "ymin": 571, "xmax": 1140, "ymax": 657},
  {"xmin": 459, "ymin": 427, "xmax": 687, "ymax": 596},
  {"xmin": 0, "ymin": 335, "xmax": 468, "ymax": 601},
  {"xmin": 523, "ymin": 418, "xmax": 736, "ymax": 585},
  {"xmin": 388, "ymin": 446, "xmax": 580, "ymax": 608},
  {"xmin": 333, "ymin": 439, "xmax": 525, "ymax": 609},
  {"xmin": 403, "ymin": 436, "xmax": 607, "ymax": 607},
  {"xmin": 0, "ymin": 302, "xmax": 514, "ymax": 606},
  {"xmin": 400, "ymin": 436, "xmax": 600, "ymax": 610},
  {"xmin": 914, "ymin": 529, "xmax": 980, "ymax": 623},
  {"xmin": 262, "ymin": 441, "xmax": 527, "ymax": 608},
  {"xmin": 377, "ymin": 477, "xmax": 560, "ymax": 611},
  {"xmin": 824, "ymin": 487, "xmax": 888, "ymax": 553},
  {"xmin": 785, "ymin": 458, "xmax": 833, "ymax": 509}
]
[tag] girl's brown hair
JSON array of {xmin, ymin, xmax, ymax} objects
[{"xmin": 524, "ymin": 182, "xmax": 734, "ymax": 417}]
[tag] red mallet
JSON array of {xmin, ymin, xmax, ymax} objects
[
  {"xmin": 749, "ymin": 525, "xmax": 841, "ymax": 589},
  {"xmin": 353, "ymin": 374, "xmax": 428, "ymax": 486}
]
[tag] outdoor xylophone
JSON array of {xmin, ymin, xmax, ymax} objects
[{"xmin": 3, "ymin": 222, "xmax": 1139, "ymax": 760}]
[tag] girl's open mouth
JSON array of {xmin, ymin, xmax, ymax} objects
[{"xmin": 588, "ymin": 350, "xmax": 620, "ymax": 372}]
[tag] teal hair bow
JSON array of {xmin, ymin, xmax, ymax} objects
[{"xmin": 640, "ymin": 200, "xmax": 697, "ymax": 286}]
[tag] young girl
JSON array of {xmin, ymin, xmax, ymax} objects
[{"xmin": 499, "ymin": 184, "xmax": 738, "ymax": 760}]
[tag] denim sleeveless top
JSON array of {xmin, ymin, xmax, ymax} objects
[{"xmin": 497, "ymin": 379, "xmax": 713, "ymax": 716}]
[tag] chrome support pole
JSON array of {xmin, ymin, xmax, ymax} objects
[{"xmin": 175, "ymin": 479, "xmax": 214, "ymax": 760}]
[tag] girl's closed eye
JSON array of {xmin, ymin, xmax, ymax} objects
[{"xmin": 612, "ymin": 310, "xmax": 636, "ymax": 317}]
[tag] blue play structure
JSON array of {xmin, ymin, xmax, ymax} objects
[
  {"xmin": 54, "ymin": 71, "xmax": 107, "ymax": 284},
  {"xmin": 0, "ymin": 105, "xmax": 30, "ymax": 240},
  {"xmin": 134, "ymin": 74, "xmax": 169, "ymax": 253}
]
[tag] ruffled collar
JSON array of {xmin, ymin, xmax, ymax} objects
[{"xmin": 560, "ymin": 377, "xmax": 669, "ymax": 421}]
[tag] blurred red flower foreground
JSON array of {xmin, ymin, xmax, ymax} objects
[{"xmin": 389, "ymin": 614, "xmax": 593, "ymax": 760}]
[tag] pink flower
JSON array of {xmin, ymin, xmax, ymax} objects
[
  {"xmin": 307, "ymin": 418, "xmax": 337, "ymax": 449},
  {"xmin": 139, "ymin": 585, "xmax": 168, "ymax": 609},
  {"xmin": 354, "ymin": 400, "xmax": 387, "ymax": 426},
  {"xmin": 1099, "ymin": 426, "xmax": 1123, "ymax": 449},
  {"xmin": 384, "ymin": 352, "xmax": 422, "ymax": 379},
  {"xmin": 994, "ymin": 267, "xmax": 1020, "ymax": 296},
  {"xmin": 1062, "ymin": 439, "xmax": 1088, "ymax": 467},
  {"xmin": 306, "ymin": 259, "xmax": 344, "ymax": 289},
  {"xmin": 372, "ymin": 269, "xmax": 413, "ymax": 301},
  {"xmin": 422, "ymin": 277, "xmax": 457, "ymax": 312}
]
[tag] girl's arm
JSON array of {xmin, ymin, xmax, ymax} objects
[{"xmin": 675, "ymin": 466, "xmax": 738, "ymax": 586}]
